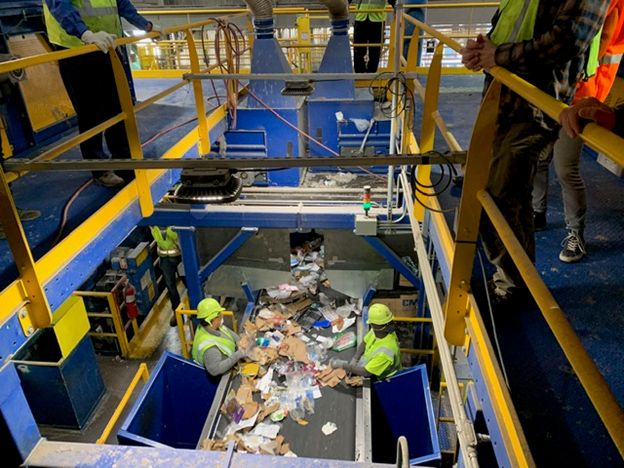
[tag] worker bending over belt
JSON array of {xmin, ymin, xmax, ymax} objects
[
  {"xmin": 192, "ymin": 298, "xmax": 245, "ymax": 377},
  {"xmin": 331, "ymin": 303, "xmax": 402, "ymax": 379}
]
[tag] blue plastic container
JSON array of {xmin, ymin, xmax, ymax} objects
[
  {"xmin": 117, "ymin": 351, "xmax": 221, "ymax": 448},
  {"xmin": 372, "ymin": 364, "xmax": 441, "ymax": 466}
]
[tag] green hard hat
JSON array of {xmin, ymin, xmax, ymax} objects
[
  {"xmin": 197, "ymin": 298, "xmax": 225, "ymax": 322},
  {"xmin": 367, "ymin": 303, "xmax": 394, "ymax": 325}
]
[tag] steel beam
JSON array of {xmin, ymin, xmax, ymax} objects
[
  {"xmin": 5, "ymin": 151, "xmax": 467, "ymax": 172},
  {"xmin": 361, "ymin": 236, "xmax": 420, "ymax": 289},
  {"xmin": 182, "ymin": 71, "xmax": 421, "ymax": 81},
  {"xmin": 198, "ymin": 228, "xmax": 257, "ymax": 282}
]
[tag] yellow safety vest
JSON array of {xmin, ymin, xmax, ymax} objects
[
  {"xmin": 150, "ymin": 226, "xmax": 181, "ymax": 257},
  {"xmin": 490, "ymin": 0, "xmax": 540, "ymax": 46},
  {"xmin": 356, "ymin": 0, "xmax": 387, "ymax": 23},
  {"xmin": 192, "ymin": 326, "xmax": 237, "ymax": 364},
  {"xmin": 43, "ymin": 0, "xmax": 123, "ymax": 48},
  {"xmin": 362, "ymin": 329, "xmax": 402, "ymax": 379}
]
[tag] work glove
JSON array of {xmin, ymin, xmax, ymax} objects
[
  {"xmin": 81, "ymin": 30, "xmax": 118, "ymax": 53},
  {"xmin": 233, "ymin": 349, "xmax": 247, "ymax": 361},
  {"xmin": 329, "ymin": 358, "xmax": 346, "ymax": 369},
  {"xmin": 146, "ymin": 21, "xmax": 165, "ymax": 37}
]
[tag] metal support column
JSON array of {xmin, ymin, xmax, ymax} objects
[
  {"xmin": 198, "ymin": 228, "xmax": 258, "ymax": 282},
  {"xmin": 177, "ymin": 227, "xmax": 203, "ymax": 309}
]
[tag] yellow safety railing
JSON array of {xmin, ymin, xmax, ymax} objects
[
  {"xmin": 174, "ymin": 299, "xmax": 238, "ymax": 360},
  {"xmin": 0, "ymin": 11, "xmax": 242, "ymax": 333},
  {"xmin": 393, "ymin": 316, "xmax": 436, "ymax": 357},
  {"xmin": 402, "ymin": 15, "xmax": 624, "ymax": 459},
  {"xmin": 96, "ymin": 363, "xmax": 150, "ymax": 444}
]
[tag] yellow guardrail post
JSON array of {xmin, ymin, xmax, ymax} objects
[
  {"xmin": 96, "ymin": 363, "xmax": 150, "ymax": 444},
  {"xmin": 186, "ymin": 28, "xmax": 211, "ymax": 155},
  {"xmin": 109, "ymin": 51, "xmax": 154, "ymax": 217},
  {"xmin": 296, "ymin": 13, "xmax": 312, "ymax": 74},
  {"xmin": 0, "ymin": 166, "xmax": 52, "ymax": 331},
  {"xmin": 413, "ymin": 41, "xmax": 443, "ymax": 220},
  {"xmin": 443, "ymin": 80, "xmax": 501, "ymax": 347}
]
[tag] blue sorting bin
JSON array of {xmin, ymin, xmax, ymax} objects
[
  {"xmin": 372, "ymin": 364, "xmax": 441, "ymax": 466},
  {"xmin": 117, "ymin": 351, "xmax": 222, "ymax": 448}
]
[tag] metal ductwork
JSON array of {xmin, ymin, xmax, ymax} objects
[
  {"xmin": 319, "ymin": 0, "xmax": 350, "ymax": 22},
  {"xmin": 244, "ymin": 0, "xmax": 274, "ymax": 36}
]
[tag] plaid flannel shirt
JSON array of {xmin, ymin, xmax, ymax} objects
[{"xmin": 486, "ymin": 0, "xmax": 609, "ymax": 128}]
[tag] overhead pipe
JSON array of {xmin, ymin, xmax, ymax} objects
[
  {"xmin": 319, "ymin": 0, "xmax": 349, "ymax": 34},
  {"xmin": 244, "ymin": 0, "xmax": 274, "ymax": 37}
]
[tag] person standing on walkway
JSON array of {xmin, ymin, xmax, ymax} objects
[
  {"xmin": 532, "ymin": 0, "xmax": 624, "ymax": 263},
  {"xmin": 43, "ymin": 0, "xmax": 161, "ymax": 188},
  {"xmin": 460, "ymin": 0, "xmax": 607, "ymax": 304},
  {"xmin": 151, "ymin": 226, "xmax": 183, "ymax": 327},
  {"xmin": 354, "ymin": 0, "xmax": 393, "ymax": 73}
]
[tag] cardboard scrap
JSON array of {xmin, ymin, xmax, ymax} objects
[
  {"xmin": 284, "ymin": 322, "xmax": 302, "ymax": 336},
  {"xmin": 345, "ymin": 375, "xmax": 364, "ymax": 387},
  {"xmin": 280, "ymin": 442, "xmax": 291, "ymax": 455},
  {"xmin": 316, "ymin": 365, "xmax": 346, "ymax": 388},
  {"xmin": 258, "ymin": 403, "xmax": 280, "ymax": 422},
  {"xmin": 279, "ymin": 336, "xmax": 310, "ymax": 363},
  {"xmin": 244, "ymin": 320, "xmax": 258, "ymax": 335},
  {"xmin": 285, "ymin": 298, "xmax": 313, "ymax": 317},
  {"xmin": 242, "ymin": 401, "xmax": 259, "ymax": 420},
  {"xmin": 238, "ymin": 335, "xmax": 251, "ymax": 351},
  {"xmin": 248, "ymin": 346, "xmax": 279, "ymax": 365}
]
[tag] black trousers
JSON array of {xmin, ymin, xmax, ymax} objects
[
  {"xmin": 57, "ymin": 49, "xmax": 131, "ymax": 178},
  {"xmin": 160, "ymin": 255, "xmax": 182, "ymax": 311},
  {"xmin": 354, "ymin": 18, "xmax": 385, "ymax": 73}
]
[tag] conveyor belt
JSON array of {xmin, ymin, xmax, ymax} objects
[{"xmin": 203, "ymin": 322, "xmax": 359, "ymax": 460}]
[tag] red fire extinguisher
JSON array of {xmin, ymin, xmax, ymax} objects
[{"xmin": 125, "ymin": 282, "xmax": 138, "ymax": 319}]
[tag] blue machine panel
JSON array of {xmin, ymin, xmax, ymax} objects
[
  {"xmin": 372, "ymin": 364, "xmax": 441, "ymax": 466},
  {"xmin": 13, "ymin": 332, "xmax": 105, "ymax": 429},
  {"xmin": 118, "ymin": 351, "xmax": 222, "ymax": 449}
]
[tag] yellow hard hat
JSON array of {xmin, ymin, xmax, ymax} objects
[
  {"xmin": 367, "ymin": 303, "xmax": 394, "ymax": 325},
  {"xmin": 197, "ymin": 298, "xmax": 225, "ymax": 322}
]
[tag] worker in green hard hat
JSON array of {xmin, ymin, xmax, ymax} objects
[
  {"xmin": 330, "ymin": 303, "xmax": 402, "ymax": 379},
  {"xmin": 192, "ymin": 298, "xmax": 246, "ymax": 377}
]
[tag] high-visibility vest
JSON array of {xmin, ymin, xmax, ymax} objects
[
  {"xmin": 150, "ymin": 226, "xmax": 181, "ymax": 257},
  {"xmin": 192, "ymin": 325, "xmax": 236, "ymax": 364},
  {"xmin": 43, "ymin": 0, "xmax": 123, "ymax": 49},
  {"xmin": 575, "ymin": 0, "xmax": 624, "ymax": 103},
  {"xmin": 489, "ymin": 0, "xmax": 540, "ymax": 46},
  {"xmin": 356, "ymin": 0, "xmax": 387, "ymax": 23},
  {"xmin": 362, "ymin": 329, "xmax": 402, "ymax": 379}
]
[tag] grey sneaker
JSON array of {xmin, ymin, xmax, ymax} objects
[
  {"xmin": 94, "ymin": 171, "xmax": 124, "ymax": 188},
  {"xmin": 559, "ymin": 229, "xmax": 586, "ymax": 263}
]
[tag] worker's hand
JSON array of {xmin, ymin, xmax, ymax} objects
[
  {"xmin": 81, "ymin": 30, "xmax": 118, "ymax": 53},
  {"xmin": 460, "ymin": 34, "xmax": 496, "ymax": 72},
  {"xmin": 145, "ymin": 21, "xmax": 165, "ymax": 37},
  {"xmin": 233, "ymin": 349, "xmax": 246, "ymax": 361},
  {"xmin": 329, "ymin": 358, "xmax": 346, "ymax": 369},
  {"xmin": 560, "ymin": 97, "xmax": 617, "ymax": 138}
]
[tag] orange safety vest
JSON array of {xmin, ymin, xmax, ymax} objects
[{"xmin": 575, "ymin": 0, "xmax": 624, "ymax": 103}]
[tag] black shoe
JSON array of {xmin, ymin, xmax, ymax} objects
[
  {"xmin": 534, "ymin": 211, "xmax": 546, "ymax": 231},
  {"xmin": 559, "ymin": 229, "xmax": 585, "ymax": 263}
]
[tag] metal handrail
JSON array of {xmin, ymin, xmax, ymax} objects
[
  {"xmin": 402, "ymin": 15, "xmax": 624, "ymax": 167},
  {"xmin": 96, "ymin": 363, "xmax": 150, "ymax": 444}
]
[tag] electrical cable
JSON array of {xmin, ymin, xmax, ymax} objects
[
  {"xmin": 409, "ymin": 150, "xmax": 458, "ymax": 214},
  {"xmin": 50, "ymin": 179, "xmax": 94, "ymax": 248},
  {"xmin": 476, "ymin": 244, "xmax": 511, "ymax": 390}
]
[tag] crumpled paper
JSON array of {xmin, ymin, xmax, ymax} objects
[
  {"xmin": 279, "ymin": 336, "xmax": 310, "ymax": 363},
  {"xmin": 316, "ymin": 365, "xmax": 346, "ymax": 388},
  {"xmin": 321, "ymin": 421, "xmax": 338, "ymax": 436}
]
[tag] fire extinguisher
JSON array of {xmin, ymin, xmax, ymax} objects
[{"xmin": 125, "ymin": 282, "xmax": 138, "ymax": 319}]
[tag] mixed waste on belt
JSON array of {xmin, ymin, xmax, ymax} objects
[{"xmin": 202, "ymin": 238, "xmax": 365, "ymax": 456}]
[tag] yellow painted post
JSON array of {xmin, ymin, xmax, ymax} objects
[
  {"xmin": 186, "ymin": 29, "xmax": 211, "ymax": 155},
  {"xmin": 387, "ymin": 19, "xmax": 397, "ymax": 72},
  {"xmin": 443, "ymin": 80, "xmax": 501, "ymax": 346},
  {"xmin": 0, "ymin": 166, "xmax": 52, "ymax": 330},
  {"xmin": 109, "ymin": 51, "xmax": 154, "ymax": 217},
  {"xmin": 414, "ymin": 42, "xmax": 443, "ymax": 220},
  {"xmin": 297, "ymin": 13, "xmax": 312, "ymax": 74},
  {"xmin": 106, "ymin": 291, "xmax": 130, "ymax": 357}
]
